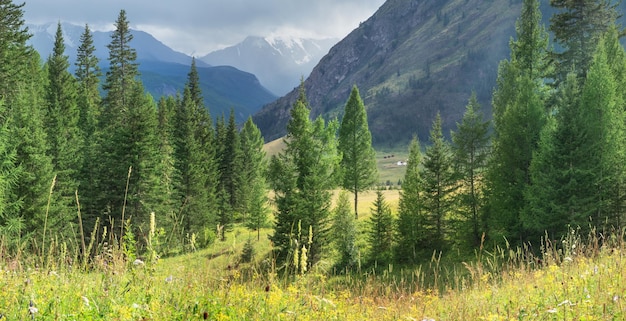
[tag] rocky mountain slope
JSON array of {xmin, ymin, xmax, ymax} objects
[{"xmin": 253, "ymin": 0, "xmax": 523, "ymax": 146}]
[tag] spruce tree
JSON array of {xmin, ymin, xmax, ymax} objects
[
  {"xmin": 549, "ymin": 0, "xmax": 621, "ymax": 81},
  {"xmin": 368, "ymin": 190, "xmax": 394, "ymax": 265},
  {"xmin": 0, "ymin": 0, "xmax": 33, "ymax": 99},
  {"xmin": 269, "ymin": 84, "xmax": 339, "ymax": 270},
  {"xmin": 421, "ymin": 114, "xmax": 456, "ymax": 251},
  {"xmin": 338, "ymin": 85, "xmax": 378, "ymax": 219},
  {"xmin": 45, "ymin": 22, "xmax": 82, "ymax": 222},
  {"xmin": 240, "ymin": 117, "xmax": 269, "ymax": 241},
  {"xmin": 7, "ymin": 58, "xmax": 57, "ymax": 240},
  {"xmin": 0, "ymin": 100, "xmax": 20, "ymax": 242},
  {"xmin": 451, "ymin": 93, "xmax": 490, "ymax": 247},
  {"xmin": 395, "ymin": 137, "xmax": 426, "ymax": 263},
  {"xmin": 95, "ymin": 10, "xmax": 162, "ymax": 244}
]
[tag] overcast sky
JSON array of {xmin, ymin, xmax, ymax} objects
[{"xmin": 23, "ymin": 0, "xmax": 386, "ymax": 56}]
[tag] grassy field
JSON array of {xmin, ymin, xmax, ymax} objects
[
  {"xmin": 1, "ymin": 225, "xmax": 624, "ymax": 319},
  {"xmin": 264, "ymin": 137, "xmax": 409, "ymax": 189}
]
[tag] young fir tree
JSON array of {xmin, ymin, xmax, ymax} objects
[
  {"xmin": 368, "ymin": 190, "xmax": 394, "ymax": 266},
  {"xmin": 45, "ymin": 22, "xmax": 82, "ymax": 222},
  {"xmin": 421, "ymin": 113, "xmax": 457, "ymax": 251},
  {"xmin": 269, "ymin": 84, "xmax": 339, "ymax": 270},
  {"xmin": 338, "ymin": 85, "xmax": 378, "ymax": 219},
  {"xmin": 451, "ymin": 93, "xmax": 490, "ymax": 247},
  {"xmin": 331, "ymin": 191, "xmax": 359, "ymax": 270},
  {"xmin": 395, "ymin": 136, "xmax": 425, "ymax": 264},
  {"xmin": 0, "ymin": 0, "xmax": 33, "ymax": 99},
  {"xmin": 240, "ymin": 117, "xmax": 269, "ymax": 241},
  {"xmin": 549, "ymin": 0, "xmax": 621, "ymax": 81}
]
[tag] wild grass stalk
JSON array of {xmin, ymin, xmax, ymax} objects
[{"xmin": 41, "ymin": 174, "xmax": 56, "ymax": 267}]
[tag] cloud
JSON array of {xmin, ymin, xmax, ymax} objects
[{"xmin": 22, "ymin": 0, "xmax": 385, "ymax": 56}]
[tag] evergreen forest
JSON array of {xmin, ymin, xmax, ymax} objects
[{"xmin": 0, "ymin": 0, "xmax": 625, "ymax": 295}]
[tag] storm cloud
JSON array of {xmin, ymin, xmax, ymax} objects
[{"xmin": 23, "ymin": 0, "xmax": 385, "ymax": 56}]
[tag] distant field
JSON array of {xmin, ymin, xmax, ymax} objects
[{"xmin": 263, "ymin": 137, "xmax": 408, "ymax": 189}]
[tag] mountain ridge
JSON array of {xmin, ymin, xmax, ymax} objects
[
  {"xmin": 200, "ymin": 35, "xmax": 338, "ymax": 96},
  {"xmin": 27, "ymin": 22, "xmax": 276, "ymax": 122},
  {"xmin": 252, "ymin": 0, "xmax": 522, "ymax": 146}
]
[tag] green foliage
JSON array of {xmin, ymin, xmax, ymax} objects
[
  {"xmin": 0, "ymin": 0, "xmax": 33, "ymax": 99},
  {"xmin": 395, "ymin": 137, "xmax": 425, "ymax": 264},
  {"xmin": 45, "ymin": 22, "xmax": 83, "ymax": 227},
  {"xmin": 367, "ymin": 190, "xmax": 394, "ymax": 266},
  {"xmin": 451, "ymin": 93, "xmax": 490, "ymax": 247},
  {"xmin": 549, "ymin": 0, "xmax": 621, "ymax": 81},
  {"xmin": 421, "ymin": 114, "xmax": 457, "ymax": 252},
  {"xmin": 338, "ymin": 85, "xmax": 378, "ymax": 218},
  {"xmin": 331, "ymin": 191, "xmax": 359, "ymax": 270},
  {"xmin": 269, "ymin": 84, "xmax": 340, "ymax": 270},
  {"xmin": 240, "ymin": 117, "xmax": 269, "ymax": 240}
]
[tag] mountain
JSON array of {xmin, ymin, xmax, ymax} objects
[
  {"xmin": 200, "ymin": 36, "xmax": 338, "ymax": 96},
  {"xmin": 253, "ymin": 0, "xmax": 522, "ymax": 146},
  {"xmin": 27, "ymin": 22, "xmax": 276, "ymax": 122}
]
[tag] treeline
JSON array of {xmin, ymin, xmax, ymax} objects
[
  {"xmin": 270, "ymin": 0, "xmax": 626, "ymax": 272},
  {"xmin": 0, "ymin": 4, "xmax": 268, "ymax": 256}
]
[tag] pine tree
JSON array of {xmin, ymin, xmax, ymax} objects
[
  {"xmin": 331, "ymin": 191, "xmax": 359, "ymax": 270},
  {"xmin": 549, "ymin": 0, "xmax": 621, "ymax": 81},
  {"xmin": 0, "ymin": 0, "xmax": 33, "ymax": 99},
  {"xmin": 45, "ymin": 22, "xmax": 82, "ymax": 223},
  {"xmin": 338, "ymin": 85, "xmax": 378, "ymax": 219},
  {"xmin": 368, "ymin": 190, "xmax": 394, "ymax": 265},
  {"xmin": 422, "ymin": 114, "xmax": 457, "ymax": 251},
  {"xmin": 451, "ymin": 93, "xmax": 490, "ymax": 247},
  {"xmin": 269, "ymin": 84, "xmax": 340, "ymax": 269},
  {"xmin": 395, "ymin": 137, "xmax": 425, "ymax": 263}
]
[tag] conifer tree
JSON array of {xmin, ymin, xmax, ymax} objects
[
  {"xmin": 74, "ymin": 24, "xmax": 102, "ymax": 221},
  {"xmin": 45, "ymin": 22, "xmax": 82, "ymax": 221},
  {"xmin": 0, "ymin": 100, "xmax": 20, "ymax": 241},
  {"xmin": 269, "ymin": 84, "xmax": 339, "ymax": 269},
  {"xmin": 240, "ymin": 117, "xmax": 269, "ymax": 240},
  {"xmin": 451, "ymin": 93, "xmax": 490, "ymax": 246},
  {"xmin": 0, "ymin": 0, "xmax": 33, "ymax": 99},
  {"xmin": 486, "ymin": 0, "xmax": 548, "ymax": 244},
  {"xmin": 7, "ymin": 57, "xmax": 57, "ymax": 240},
  {"xmin": 422, "ymin": 114, "xmax": 457, "ymax": 251},
  {"xmin": 95, "ymin": 10, "xmax": 162, "ymax": 244},
  {"xmin": 368, "ymin": 190, "xmax": 394, "ymax": 265},
  {"xmin": 338, "ymin": 85, "xmax": 378, "ymax": 219},
  {"xmin": 395, "ymin": 137, "xmax": 425, "ymax": 263},
  {"xmin": 331, "ymin": 191, "xmax": 358, "ymax": 270},
  {"xmin": 549, "ymin": 0, "xmax": 621, "ymax": 81}
]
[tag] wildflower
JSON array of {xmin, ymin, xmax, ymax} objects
[
  {"xmin": 613, "ymin": 295, "xmax": 619, "ymax": 302},
  {"xmin": 29, "ymin": 300, "xmax": 38, "ymax": 315},
  {"xmin": 203, "ymin": 311, "xmax": 209, "ymax": 319},
  {"xmin": 547, "ymin": 308, "xmax": 557, "ymax": 313},
  {"xmin": 133, "ymin": 259, "xmax": 145, "ymax": 266},
  {"xmin": 265, "ymin": 285, "xmax": 270, "ymax": 292},
  {"xmin": 165, "ymin": 275, "xmax": 173, "ymax": 283}
]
